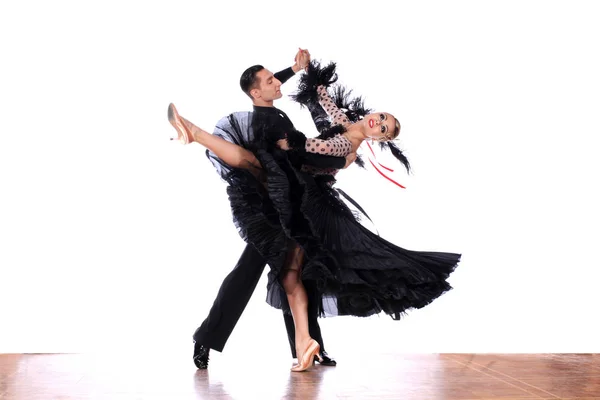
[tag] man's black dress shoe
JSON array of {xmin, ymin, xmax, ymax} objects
[
  {"xmin": 315, "ymin": 351, "xmax": 336, "ymax": 366},
  {"xmin": 193, "ymin": 342, "xmax": 210, "ymax": 369}
]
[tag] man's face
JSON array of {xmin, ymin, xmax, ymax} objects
[{"xmin": 252, "ymin": 69, "xmax": 282, "ymax": 102}]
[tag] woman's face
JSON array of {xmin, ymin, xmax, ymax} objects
[{"xmin": 364, "ymin": 112, "xmax": 399, "ymax": 141}]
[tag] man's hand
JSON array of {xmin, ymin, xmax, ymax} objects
[{"xmin": 344, "ymin": 152, "xmax": 357, "ymax": 169}]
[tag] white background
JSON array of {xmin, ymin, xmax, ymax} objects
[{"xmin": 1, "ymin": 0, "xmax": 599, "ymax": 356}]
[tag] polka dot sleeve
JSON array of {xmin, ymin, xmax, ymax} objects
[
  {"xmin": 305, "ymin": 137, "xmax": 337, "ymax": 156},
  {"xmin": 305, "ymin": 134, "xmax": 353, "ymax": 157},
  {"xmin": 317, "ymin": 85, "xmax": 351, "ymax": 128}
]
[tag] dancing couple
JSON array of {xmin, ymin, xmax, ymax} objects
[{"xmin": 168, "ymin": 49, "xmax": 460, "ymax": 372}]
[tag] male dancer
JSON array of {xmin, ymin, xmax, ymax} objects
[{"xmin": 192, "ymin": 49, "xmax": 349, "ymax": 369}]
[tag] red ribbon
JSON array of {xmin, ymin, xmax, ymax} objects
[{"xmin": 364, "ymin": 141, "xmax": 406, "ymax": 189}]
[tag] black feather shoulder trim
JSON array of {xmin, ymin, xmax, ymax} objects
[
  {"xmin": 316, "ymin": 124, "xmax": 346, "ymax": 140},
  {"xmin": 290, "ymin": 60, "xmax": 338, "ymax": 106},
  {"xmin": 330, "ymin": 86, "xmax": 372, "ymax": 123}
]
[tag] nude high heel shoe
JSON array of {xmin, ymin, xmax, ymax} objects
[
  {"xmin": 167, "ymin": 103, "xmax": 193, "ymax": 144},
  {"xmin": 291, "ymin": 339, "xmax": 322, "ymax": 372}
]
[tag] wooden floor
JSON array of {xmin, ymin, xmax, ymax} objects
[{"xmin": 1, "ymin": 352, "xmax": 599, "ymax": 399}]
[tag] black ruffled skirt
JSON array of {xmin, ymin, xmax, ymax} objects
[{"xmin": 222, "ymin": 146, "xmax": 460, "ymax": 319}]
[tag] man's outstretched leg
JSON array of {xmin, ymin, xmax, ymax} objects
[{"xmin": 192, "ymin": 244, "xmax": 266, "ymax": 368}]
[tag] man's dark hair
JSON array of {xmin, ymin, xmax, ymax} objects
[{"xmin": 240, "ymin": 65, "xmax": 264, "ymax": 99}]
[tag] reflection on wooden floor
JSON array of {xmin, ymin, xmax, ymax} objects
[{"xmin": 1, "ymin": 352, "xmax": 599, "ymax": 399}]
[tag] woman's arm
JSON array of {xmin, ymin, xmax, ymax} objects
[
  {"xmin": 316, "ymin": 86, "xmax": 351, "ymax": 127},
  {"xmin": 277, "ymin": 135, "xmax": 354, "ymax": 169}
]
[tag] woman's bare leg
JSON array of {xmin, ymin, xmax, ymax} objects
[
  {"xmin": 281, "ymin": 244, "xmax": 315, "ymax": 366},
  {"xmin": 168, "ymin": 104, "xmax": 261, "ymax": 171},
  {"xmin": 182, "ymin": 117, "xmax": 262, "ymax": 170}
]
